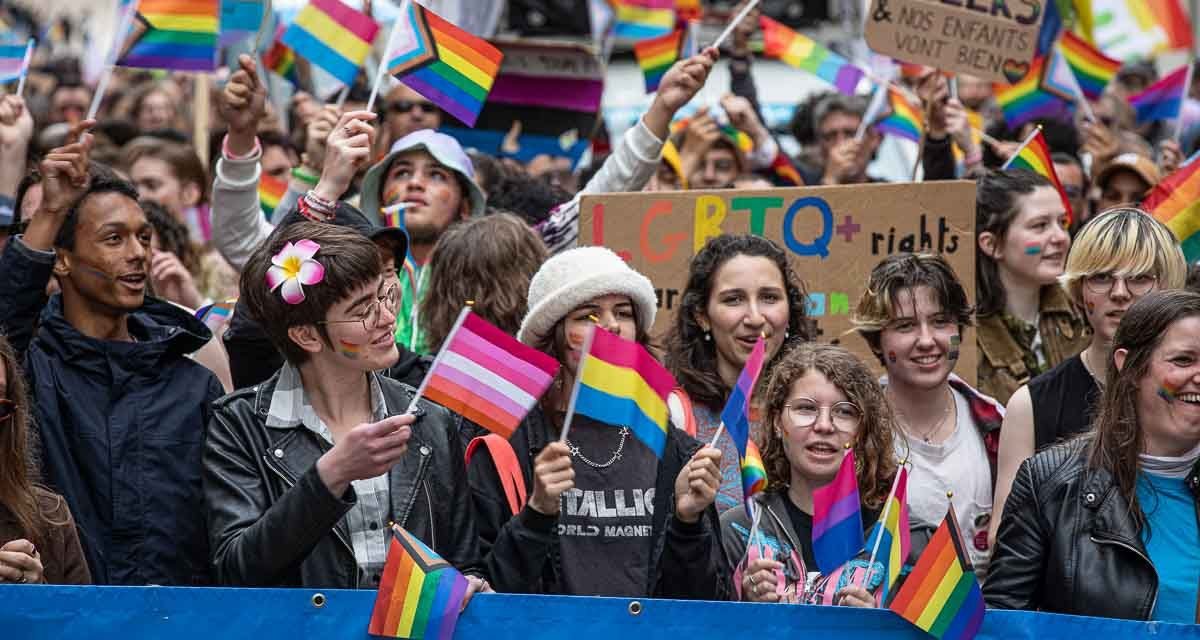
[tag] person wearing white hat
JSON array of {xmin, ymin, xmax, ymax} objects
[{"xmin": 468, "ymin": 246, "xmax": 729, "ymax": 600}]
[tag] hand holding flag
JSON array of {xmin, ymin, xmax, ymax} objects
[{"xmin": 674, "ymin": 445, "xmax": 723, "ymax": 524}]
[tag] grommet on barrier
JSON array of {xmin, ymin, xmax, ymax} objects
[
  {"xmin": 311, "ymin": 593, "xmax": 326, "ymax": 608},
  {"xmin": 628, "ymin": 601, "xmax": 642, "ymax": 616}
]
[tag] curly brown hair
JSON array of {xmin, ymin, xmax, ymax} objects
[
  {"xmin": 420, "ymin": 212, "xmax": 548, "ymax": 351},
  {"xmin": 760, "ymin": 342, "xmax": 897, "ymax": 510}
]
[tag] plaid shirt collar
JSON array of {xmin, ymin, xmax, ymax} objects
[{"xmin": 265, "ymin": 363, "xmax": 388, "ymax": 432}]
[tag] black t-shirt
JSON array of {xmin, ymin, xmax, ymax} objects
[
  {"xmin": 1030, "ymin": 354, "xmax": 1100, "ymax": 451},
  {"xmin": 556, "ymin": 417, "xmax": 658, "ymax": 596},
  {"xmin": 782, "ymin": 495, "xmax": 818, "ymax": 571}
]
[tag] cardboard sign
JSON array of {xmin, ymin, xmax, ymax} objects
[
  {"xmin": 579, "ymin": 181, "xmax": 978, "ymax": 383},
  {"xmin": 864, "ymin": 0, "xmax": 1046, "ymax": 84}
]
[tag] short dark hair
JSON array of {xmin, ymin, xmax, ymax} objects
[
  {"xmin": 240, "ymin": 221, "xmax": 383, "ymax": 365},
  {"xmin": 853, "ymin": 253, "xmax": 974, "ymax": 363},
  {"xmin": 486, "ymin": 173, "xmax": 571, "ymax": 226},
  {"xmin": 53, "ymin": 163, "xmax": 141, "ymax": 251}
]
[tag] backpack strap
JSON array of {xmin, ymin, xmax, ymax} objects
[
  {"xmin": 465, "ymin": 434, "xmax": 527, "ymax": 516},
  {"xmin": 669, "ymin": 387, "xmax": 698, "ymax": 439}
]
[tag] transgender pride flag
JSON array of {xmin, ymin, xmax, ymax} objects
[
  {"xmin": 415, "ymin": 308, "xmax": 560, "ymax": 438},
  {"xmin": 0, "ymin": 39, "xmax": 34, "ymax": 85}
]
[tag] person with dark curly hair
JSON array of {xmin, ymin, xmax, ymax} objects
[
  {"xmin": 664, "ymin": 234, "xmax": 810, "ymax": 515},
  {"xmin": 721, "ymin": 342, "xmax": 897, "ymax": 608}
]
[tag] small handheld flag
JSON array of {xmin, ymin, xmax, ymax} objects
[
  {"xmin": 874, "ymin": 86, "xmax": 922, "ymax": 143},
  {"xmin": 811, "ymin": 448, "xmax": 864, "ymax": 575},
  {"xmin": 282, "ymin": 0, "xmax": 379, "ymax": 87},
  {"xmin": 759, "ymin": 15, "xmax": 863, "ymax": 96},
  {"xmin": 259, "ymin": 172, "xmax": 287, "ymax": 219},
  {"xmin": 0, "ymin": 39, "xmax": 34, "ymax": 95},
  {"xmin": 612, "ymin": 0, "xmax": 675, "ymax": 40},
  {"xmin": 633, "ymin": 29, "xmax": 682, "ymax": 94},
  {"xmin": 117, "ymin": 0, "xmax": 220, "ymax": 72},
  {"xmin": 864, "ymin": 467, "xmax": 910, "ymax": 603},
  {"xmin": 382, "ymin": 0, "xmax": 503, "ymax": 127},
  {"xmin": 368, "ymin": 525, "xmax": 470, "ymax": 640},
  {"xmin": 1145, "ymin": 156, "xmax": 1200, "ymax": 262},
  {"xmin": 993, "ymin": 56, "xmax": 1069, "ymax": 129},
  {"xmin": 564, "ymin": 325, "xmax": 677, "ymax": 458},
  {"xmin": 262, "ymin": 24, "xmax": 299, "ymax": 85},
  {"xmin": 1130, "ymin": 64, "xmax": 1191, "ymax": 126},
  {"xmin": 718, "ymin": 336, "xmax": 765, "ymax": 456},
  {"xmin": 1058, "ymin": 31, "xmax": 1121, "ymax": 101},
  {"xmin": 740, "ymin": 439, "xmax": 768, "ymax": 510},
  {"xmin": 888, "ymin": 505, "xmax": 985, "ymax": 640},
  {"xmin": 1002, "ymin": 127, "xmax": 1074, "ymax": 226},
  {"xmin": 195, "ymin": 299, "xmax": 235, "ymax": 333},
  {"xmin": 410, "ymin": 308, "xmax": 559, "ymax": 438}
]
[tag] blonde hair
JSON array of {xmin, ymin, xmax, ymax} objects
[{"xmin": 1059, "ymin": 208, "xmax": 1187, "ymax": 307}]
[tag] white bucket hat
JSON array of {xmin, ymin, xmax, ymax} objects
[{"xmin": 518, "ymin": 246, "xmax": 658, "ymax": 345}]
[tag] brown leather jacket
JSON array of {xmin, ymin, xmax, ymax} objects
[
  {"xmin": 976, "ymin": 286, "xmax": 1089, "ymax": 406},
  {"xmin": 0, "ymin": 487, "xmax": 91, "ymax": 584}
]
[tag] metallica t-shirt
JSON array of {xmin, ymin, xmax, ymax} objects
[{"xmin": 556, "ymin": 417, "xmax": 658, "ymax": 596}]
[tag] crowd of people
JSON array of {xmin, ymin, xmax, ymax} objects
[{"xmin": 3, "ymin": 1, "xmax": 1200, "ymax": 629}]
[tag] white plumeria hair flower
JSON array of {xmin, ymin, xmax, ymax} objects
[{"xmin": 266, "ymin": 240, "xmax": 325, "ymax": 304}]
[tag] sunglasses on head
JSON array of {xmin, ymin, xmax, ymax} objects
[
  {"xmin": 0, "ymin": 399, "xmax": 14, "ymax": 423},
  {"xmin": 389, "ymin": 100, "xmax": 438, "ymax": 115}
]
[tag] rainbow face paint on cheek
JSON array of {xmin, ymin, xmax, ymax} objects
[
  {"xmin": 1159, "ymin": 382, "xmax": 1179, "ymax": 403},
  {"xmin": 887, "ymin": 351, "xmax": 897, "ymax": 363},
  {"xmin": 1085, "ymin": 301, "xmax": 1096, "ymax": 315},
  {"xmin": 337, "ymin": 339, "xmax": 363, "ymax": 360},
  {"xmin": 948, "ymin": 334, "xmax": 961, "ymax": 361},
  {"xmin": 1024, "ymin": 243, "xmax": 1042, "ymax": 256}
]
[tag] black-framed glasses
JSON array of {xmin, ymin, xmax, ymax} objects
[
  {"xmin": 0, "ymin": 399, "xmax": 15, "ymax": 423},
  {"xmin": 389, "ymin": 100, "xmax": 438, "ymax": 115},
  {"xmin": 783, "ymin": 397, "xmax": 863, "ymax": 433},
  {"xmin": 1084, "ymin": 273, "xmax": 1158, "ymax": 296},
  {"xmin": 318, "ymin": 283, "xmax": 400, "ymax": 333}
]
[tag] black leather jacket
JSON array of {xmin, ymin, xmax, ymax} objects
[
  {"xmin": 984, "ymin": 437, "xmax": 1200, "ymax": 620},
  {"xmin": 203, "ymin": 371, "xmax": 483, "ymax": 588}
]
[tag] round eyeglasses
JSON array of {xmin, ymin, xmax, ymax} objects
[
  {"xmin": 318, "ymin": 283, "xmax": 400, "ymax": 333},
  {"xmin": 1083, "ymin": 273, "xmax": 1158, "ymax": 296},
  {"xmin": 783, "ymin": 397, "xmax": 863, "ymax": 433}
]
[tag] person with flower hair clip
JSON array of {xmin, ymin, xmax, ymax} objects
[{"xmin": 204, "ymin": 220, "xmax": 487, "ymax": 595}]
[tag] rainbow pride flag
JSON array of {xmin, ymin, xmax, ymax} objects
[
  {"xmin": 613, "ymin": 0, "xmax": 675, "ymax": 40},
  {"xmin": 889, "ymin": 505, "xmax": 984, "ymax": 640},
  {"xmin": 282, "ymin": 0, "xmax": 379, "ymax": 86},
  {"xmin": 875, "ymin": 86, "xmax": 922, "ymax": 143},
  {"xmin": 1144, "ymin": 156, "xmax": 1200, "ymax": 261},
  {"xmin": 1130, "ymin": 64, "xmax": 1191, "ymax": 125},
  {"xmin": 633, "ymin": 29, "xmax": 682, "ymax": 93},
  {"xmin": 262, "ymin": 24, "xmax": 299, "ymax": 85},
  {"xmin": 864, "ymin": 467, "xmax": 910, "ymax": 602},
  {"xmin": 811, "ymin": 448, "xmax": 864, "ymax": 574},
  {"xmin": 385, "ymin": 1, "xmax": 504, "ymax": 127},
  {"xmin": 760, "ymin": 16, "xmax": 862, "ymax": 96},
  {"xmin": 422, "ymin": 308, "xmax": 559, "ymax": 439},
  {"xmin": 573, "ymin": 325, "xmax": 677, "ymax": 458},
  {"xmin": 195, "ymin": 299, "xmax": 235, "ymax": 333},
  {"xmin": 0, "ymin": 39, "xmax": 33, "ymax": 84},
  {"xmin": 369, "ymin": 525, "xmax": 469, "ymax": 640},
  {"xmin": 381, "ymin": 202, "xmax": 407, "ymax": 229},
  {"xmin": 1059, "ymin": 31, "xmax": 1120, "ymax": 101},
  {"xmin": 259, "ymin": 172, "xmax": 287, "ymax": 218},
  {"xmin": 117, "ymin": 0, "xmax": 219, "ymax": 71},
  {"xmin": 740, "ymin": 439, "xmax": 768, "ymax": 513},
  {"xmin": 1003, "ymin": 128, "xmax": 1073, "ymax": 225},
  {"xmin": 993, "ymin": 56, "xmax": 1069, "ymax": 129}
]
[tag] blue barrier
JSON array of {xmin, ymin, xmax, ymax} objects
[{"xmin": 3, "ymin": 586, "xmax": 1196, "ymax": 639}]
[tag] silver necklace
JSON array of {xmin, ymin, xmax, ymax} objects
[
  {"xmin": 893, "ymin": 388, "xmax": 954, "ymax": 444},
  {"xmin": 566, "ymin": 427, "xmax": 630, "ymax": 468}
]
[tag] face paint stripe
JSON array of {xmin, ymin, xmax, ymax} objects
[
  {"xmin": 338, "ymin": 339, "xmax": 363, "ymax": 359},
  {"xmin": 1023, "ymin": 243, "xmax": 1042, "ymax": 255}
]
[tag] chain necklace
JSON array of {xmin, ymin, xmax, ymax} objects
[
  {"xmin": 566, "ymin": 427, "xmax": 631, "ymax": 468},
  {"xmin": 892, "ymin": 387, "xmax": 954, "ymax": 444}
]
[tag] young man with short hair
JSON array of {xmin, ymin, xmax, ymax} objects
[
  {"xmin": 204, "ymin": 221, "xmax": 485, "ymax": 594},
  {"xmin": 0, "ymin": 121, "xmax": 223, "ymax": 585}
]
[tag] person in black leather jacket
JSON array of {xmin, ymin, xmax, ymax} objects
[
  {"xmin": 204, "ymin": 219, "xmax": 485, "ymax": 595},
  {"xmin": 986, "ymin": 290, "xmax": 1200, "ymax": 623}
]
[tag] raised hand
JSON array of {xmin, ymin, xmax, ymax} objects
[
  {"xmin": 644, "ymin": 48, "xmax": 720, "ymax": 139},
  {"xmin": 301, "ymin": 105, "xmax": 340, "ymax": 174},
  {"xmin": 673, "ymin": 446, "xmax": 721, "ymax": 523},
  {"xmin": 312, "ymin": 110, "xmax": 377, "ymax": 203},
  {"xmin": 39, "ymin": 119, "xmax": 95, "ymax": 217},
  {"xmin": 220, "ymin": 54, "xmax": 268, "ymax": 149},
  {"xmin": 0, "ymin": 95, "xmax": 34, "ymax": 157},
  {"xmin": 528, "ymin": 441, "xmax": 575, "ymax": 516},
  {"xmin": 150, "ymin": 250, "xmax": 204, "ymax": 309}
]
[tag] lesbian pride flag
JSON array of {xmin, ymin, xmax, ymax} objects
[
  {"xmin": 811, "ymin": 448, "xmax": 864, "ymax": 574},
  {"xmin": 421, "ymin": 308, "xmax": 559, "ymax": 439}
]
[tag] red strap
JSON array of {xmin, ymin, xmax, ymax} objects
[
  {"xmin": 465, "ymin": 434, "xmax": 527, "ymax": 516},
  {"xmin": 671, "ymin": 387, "xmax": 698, "ymax": 439}
]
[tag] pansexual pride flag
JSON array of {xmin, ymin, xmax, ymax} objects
[
  {"xmin": 1059, "ymin": 31, "xmax": 1120, "ymax": 101},
  {"xmin": 1145, "ymin": 156, "xmax": 1200, "ymax": 261},
  {"xmin": 573, "ymin": 326, "xmax": 677, "ymax": 458},
  {"xmin": 0, "ymin": 39, "xmax": 33, "ymax": 84},
  {"xmin": 1003, "ymin": 128, "xmax": 1073, "ymax": 225},
  {"xmin": 1130, "ymin": 64, "xmax": 1191, "ymax": 125},
  {"xmin": 613, "ymin": 0, "xmax": 675, "ymax": 40},
  {"xmin": 889, "ymin": 506, "xmax": 985, "ymax": 640},
  {"xmin": 811, "ymin": 448, "xmax": 864, "ymax": 574},
  {"xmin": 760, "ymin": 16, "xmax": 863, "ymax": 96},
  {"xmin": 633, "ymin": 29, "xmax": 681, "ymax": 93},
  {"xmin": 422, "ymin": 308, "xmax": 559, "ymax": 439},
  {"xmin": 385, "ymin": 1, "xmax": 504, "ymax": 127},
  {"xmin": 875, "ymin": 86, "xmax": 922, "ymax": 143},
  {"xmin": 118, "ymin": 0, "xmax": 219, "ymax": 71},
  {"xmin": 865, "ymin": 467, "xmax": 910, "ymax": 602},
  {"xmin": 258, "ymin": 172, "xmax": 287, "ymax": 218},
  {"xmin": 369, "ymin": 525, "xmax": 469, "ymax": 640},
  {"xmin": 993, "ymin": 55, "xmax": 1068, "ymax": 128},
  {"xmin": 283, "ymin": 0, "xmax": 379, "ymax": 86}
]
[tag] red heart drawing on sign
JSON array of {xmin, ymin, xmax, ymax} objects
[{"xmin": 1002, "ymin": 59, "xmax": 1030, "ymax": 83}]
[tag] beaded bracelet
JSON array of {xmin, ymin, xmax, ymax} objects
[{"xmin": 298, "ymin": 191, "xmax": 336, "ymax": 222}]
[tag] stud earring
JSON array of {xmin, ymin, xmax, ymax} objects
[{"xmin": 704, "ymin": 331, "xmax": 712, "ymax": 342}]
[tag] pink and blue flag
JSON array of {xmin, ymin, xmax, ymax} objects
[
  {"xmin": 811, "ymin": 448, "xmax": 864, "ymax": 574},
  {"xmin": 0, "ymin": 39, "xmax": 34, "ymax": 85},
  {"xmin": 719, "ymin": 336, "xmax": 765, "ymax": 459},
  {"xmin": 1131, "ymin": 65, "xmax": 1191, "ymax": 125}
]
